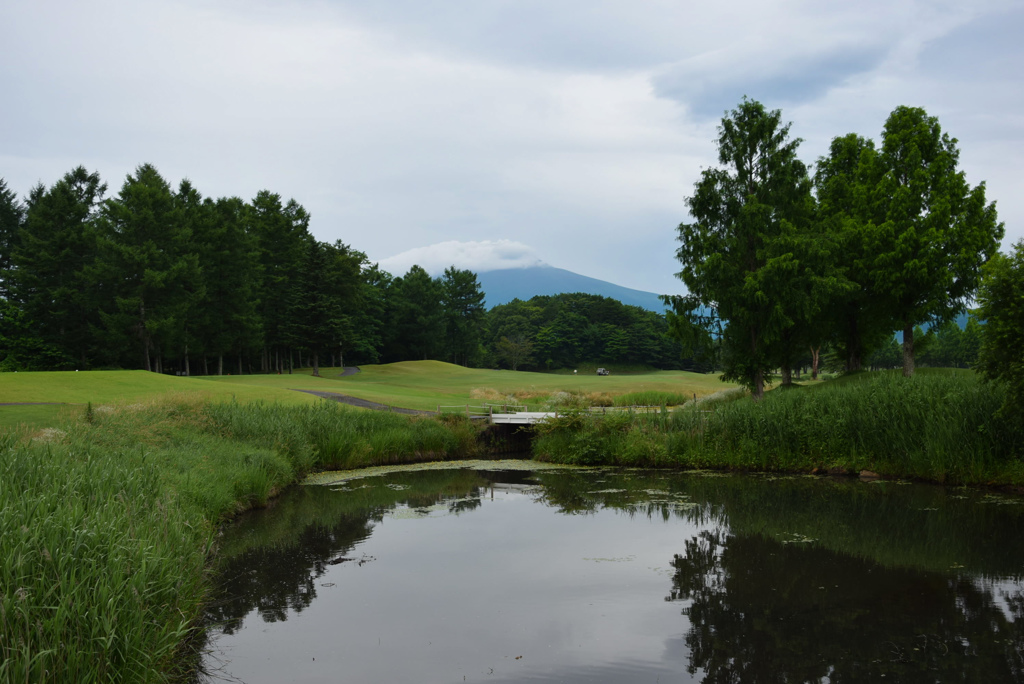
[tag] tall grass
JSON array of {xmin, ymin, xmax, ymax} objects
[
  {"xmin": 613, "ymin": 390, "xmax": 694, "ymax": 407},
  {"xmin": 0, "ymin": 397, "xmax": 482, "ymax": 682},
  {"xmin": 0, "ymin": 435, "xmax": 209, "ymax": 683},
  {"xmin": 534, "ymin": 371, "xmax": 1024, "ymax": 484}
]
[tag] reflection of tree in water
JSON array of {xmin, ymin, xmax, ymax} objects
[
  {"xmin": 667, "ymin": 530, "xmax": 1024, "ymax": 683},
  {"xmin": 205, "ymin": 470, "xmax": 487, "ymax": 634}
]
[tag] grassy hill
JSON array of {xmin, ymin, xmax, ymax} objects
[
  {"xmin": 0, "ymin": 362, "xmax": 737, "ymax": 429},
  {"xmin": 220, "ymin": 360, "xmax": 732, "ymax": 411}
]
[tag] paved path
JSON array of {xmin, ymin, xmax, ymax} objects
[
  {"xmin": 338, "ymin": 367, "xmax": 361, "ymax": 377},
  {"xmin": 292, "ymin": 389, "xmax": 432, "ymax": 415}
]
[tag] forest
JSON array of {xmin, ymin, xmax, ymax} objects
[{"xmin": 0, "ymin": 165, "xmax": 690, "ymax": 375}]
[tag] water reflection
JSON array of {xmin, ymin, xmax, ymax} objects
[
  {"xmin": 669, "ymin": 530, "xmax": 1024, "ymax": 682},
  {"xmin": 201, "ymin": 466, "xmax": 1024, "ymax": 683}
]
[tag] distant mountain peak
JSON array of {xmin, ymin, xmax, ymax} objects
[{"xmin": 478, "ymin": 266, "xmax": 667, "ymax": 312}]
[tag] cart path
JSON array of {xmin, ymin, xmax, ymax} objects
[{"xmin": 292, "ymin": 389, "xmax": 433, "ymax": 415}]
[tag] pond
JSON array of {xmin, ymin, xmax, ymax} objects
[{"xmin": 200, "ymin": 461, "xmax": 1024, "ymax": 683}]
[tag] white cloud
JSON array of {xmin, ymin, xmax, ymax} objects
[
  {"xmin": 1, "ymin": 0, "xmax": 1021, "ymax": 296},
  {"xmin": 376, "ymin": 240, "xmax": 546, "ymax": 277}
]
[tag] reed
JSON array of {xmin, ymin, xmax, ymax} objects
[
  {"xmin": 0, "ymin": 397, "xmax": 482, "ymax": 681},
  {"xmin": 534, "ymin": 371, "xmax": 1024, "ymax": 484}
]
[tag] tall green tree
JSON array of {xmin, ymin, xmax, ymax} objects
[
  {"xmin": 868, "ymin": 106, "xmax": 1003, "ymax": 376},
  {"xmin": 440, "ymin": 266, "xmax": 485, "ymax": 366},
  {"xmin": 249, "ymin": 191, "xmax": 311, "ymax": 372},
  {"xmin": 975, "ymin": 240, "xmax": 1024, "ymax": 418},
  {"xmin": 94, "ymin": 164, "xmax": 199, "ymax": 371},
  {"xmin": 814, "ymin": 133, "xmax": 891, "ymax": 371},
  {"xmin": 0, "ymin": 178, "xmax": 24, "ymax": 301},
  {"xmin": 13, "ymin": 167, "xmax": 106, "ymax": 368},
  {"xmin": 674, "ymin": 99, "xmax": 815, "ymax": 399},
  {"xmin": 383, "ymin": 265, "xmax": 444, "ymax": 362},
  {"xmin": 190, "ymin": 195, "xmax": 261, "ymax": 375},
  {"xmin": 285, "ymin": 240, "xmax": 345, "ymax": 376}
]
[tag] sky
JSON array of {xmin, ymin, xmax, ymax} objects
[{"xmin": 2, "ymin": 0, "xmax": 1021, "ymax": 296}]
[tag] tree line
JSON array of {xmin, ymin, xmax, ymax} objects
[
  {"xmin": 485, "ymin": 292, "xmax": 692, "ymax": 372},
  {"xmin": 0, "ymin": 164, "xmax": 498, "ymax": 375},
  {"xmin": 672, "ymin": 99, "xmax": 1005, "ymax": 399},
  {"xmin": 0, "ymin": 164, "xmax": 693, "ymax": 375}
]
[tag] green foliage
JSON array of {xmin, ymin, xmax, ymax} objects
[
  {"xmin": 13, "ymin": 167, "xmax": 106, "ymax": 369},
  {"xmin": 485, "ymin": 292, "xmax": 684, "ymax": 371},
  {"xmin": 534, "ymin": 371, "xmax": 1024, "ymax": 484},
  {"xmin": 441, "ymin": 267, "xmax": 486, "ymax": 366},
  {"xmin": 976, "ymin": 240, "xmax": 1024, "ymax": 418},
  {"xmin": 865, "ymin": 107, "xmax": 1002, "ymax": 375},
  {"xmin": 0, "ymin": 177, "xmax": 24, "ymax": 300},
  {"xmin": 675, "ymin": 99, "xmax": 819, "ymax": 399}
]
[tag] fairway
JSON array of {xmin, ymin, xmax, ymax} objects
[
  {"xmin": 1, "ymin": 362, "xmax": 737, "ymax": 428},
  {"xmin": 0, "ymin": 370, "xmax": 327, "ymax": 429},
  {"xmin": 199, "ymin": 360, "xmax": 737, "ymax": 411}
]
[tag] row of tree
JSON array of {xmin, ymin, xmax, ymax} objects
[
  {"xmin": 672, "ymin": 99, "xmax": 1004, "ymax": 399},
  {"xmin": 0, "ymin": 165, "xmax": 694, "ymax": 375},
  {"xmin": 0, "ymin": 165, "xmax": 494, "ymax": 375}
]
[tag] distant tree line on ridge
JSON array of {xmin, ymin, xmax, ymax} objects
[{"xmin": 0, "ymin": 165, "xmax": 693, "ymax": 374}]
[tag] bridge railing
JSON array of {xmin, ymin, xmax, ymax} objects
[{"xmin": 436, "ymin": 405, "xmax": 498, "ymax": 417}]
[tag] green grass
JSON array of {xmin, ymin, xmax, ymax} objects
[
  {"xmin": 258, "ymin": 360, "xmax": 735, "ymax": 411},
  {"xmin": 1, "ymin": 363, "xmax": 737, "ymax": 430},
  {"xmin": 0, "ymin": 396, "xmax": 482, "ymax": 682},
  {"xmin": 533, "ymin": 370, "xmax": 1024, "ymax": 485}
]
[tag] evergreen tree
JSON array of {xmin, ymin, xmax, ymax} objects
[
  {"xmin": 285, "ymin": 240, "xmax": 345, "ymax": 376},
  {"xmin": 249, "ymin": 191, "xmax": 311, "ymax": 372},
  {"xmin": 190, "ymin": 195, "xmax": 261, "ymax": 375},
  {"xmin": 675, "ymin": 99, "xmax": 816, "ymax": 399},
  {"xmin": 13, "ymin": 167, "xmax": 105, "ymax": 368},
  {"xmin": 383, "ymin": 265, "xmax": 444, "ymax": 361},
  {"xmin": 94, "ymin": 164, "xmax": 199, "ymax": 371},
  {"xmin": 440, "ymin": 266, "xmax": 485, "ymax": 366},
  {"xmin": 0, "ymin": 178, "xmax": 24, "ymax": 301}
]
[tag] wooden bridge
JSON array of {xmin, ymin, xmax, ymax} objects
[{"xmin": 436, "ymin": 404, "xmax": 669, "ymax": 425}]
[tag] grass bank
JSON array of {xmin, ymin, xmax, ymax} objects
[
  {"xmin": 533, "ymin": 370, "xmax": 1024, "ymax": 485},
  {"xmin": 0, "ymin": 398, "xmax": 480, "ymax": 682}
]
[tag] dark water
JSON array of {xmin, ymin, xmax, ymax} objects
[{"xmin": 201, "ymin": 464, "xmax": 1024, "ymax": 683}]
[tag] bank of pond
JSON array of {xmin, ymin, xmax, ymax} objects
[{"xmin": 1, "ymin": 369, "xmax": 1022, "ymax": 681}]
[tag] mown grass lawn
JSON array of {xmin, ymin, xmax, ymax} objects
[
  {"xmin": 0, "ymin": 362, "xmax": 739, "ymax": 430},
  {"xmin": 201, "ymin": 360, "xmax": 737, "ymax": 411}
]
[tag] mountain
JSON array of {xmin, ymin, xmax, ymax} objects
[{"xmin": 477, "ymin": 266, "xmax": 669, "ymax": 312}]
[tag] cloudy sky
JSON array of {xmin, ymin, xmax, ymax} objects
[{"xmin": 2, "ymin": 0, "xmax": 1021, "ymax": 296}]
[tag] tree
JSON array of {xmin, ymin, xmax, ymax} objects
[
  {"xmin": 867, "ymin": 106, "xmax": 1003, "ymax": 376},
  {"xmin": 191, "ymin": 195, "xmax": 261, "ymax": 375},
  {"xmin": 675, "ymin": 99, "xmax": 815, "ymax": 400},
  {"xmin": 440, "ymin": 267, "xmax": 485, "ymax": 366},
  {"xmin": 249, "ymin": 191, "xmax": 311, "ymax": 372},
  {"xmin": 975, "ymin": 240, "xmax": 1024, "ymax": 417},
  {"xmin": 814, "ymin": 134, "xmax": 892, "ymax": 372},
  {"xmin": 13, "ymin": 167, "xmax": 106, "ymax": 368},
  {"xmin": 285, "ymin": 240, "xmax": 345, "ymax": 377},
  {"xmin": 383, "ymin": 265, "xmax": 444, "ymax": 361},
  {"xmin": 494, "ymin": 333, "xmax": 533, "ymax": 371},
  {"xmin": 94, "ymin": 164, "xmax": 199, "ymax": 371},
  {"xmin": 0, "ymin": 178, "xmax": 24, "ymax": 301}
]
